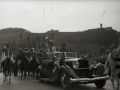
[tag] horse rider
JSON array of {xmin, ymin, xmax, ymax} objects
[
  {"xmin": 1, "ymin": 44, "xmax": 12, "ymax": 68},
  {"xmin": 60, "ymin": 44, "xmax": 68, "ymax": 52},
  {"xmin": 29, "ymin": 48, "xmax": 36, "ymax": 61}
]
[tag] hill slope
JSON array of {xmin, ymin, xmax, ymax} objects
[{"xmin": 0, "ymin": 27, "xmax": 119, "ymax": 56}]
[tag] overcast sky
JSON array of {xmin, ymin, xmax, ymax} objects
[{"xmin": 0, "ymin": 0, "xmax": 120, "ymax": 33}]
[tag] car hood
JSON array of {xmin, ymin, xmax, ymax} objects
[{"xmin": 65, "ymin": 58, "xmax": 81, "ymax": 62}]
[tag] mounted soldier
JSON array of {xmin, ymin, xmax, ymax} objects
[
  {"xmin": 0, "ymin": 44, "xmax": 13, "ymax": 83},
  {"xmin": 1, "ymin": 44, "xmax": 12, "ymax": 68},
  {"xmin": 30, "ymin": 48, "xmax": 36, "ymax": 61}
]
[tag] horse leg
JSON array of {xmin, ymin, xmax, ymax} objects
[
  {"xmin": 3, "ymin": 72, "xmax": 5, "ymax": 83},
  {"xmin": 115, "ymin": 69, "xmax": 120, "ymax": 90},
  {"xmin": 36, "ymin": 69, "xmax": 39, "ymax": 80},
  {"xmin": 9, "ymin": 72, "xmax": 11, "ymax": 84},
  {"xmin": 110, "ymin": 67, "xmax": 116, "ymax": 90},
  {"xmin": 32, "ymin": 70, "xmax": 35, "ymax": 78},
  {"xmin": 28, "ymin": 70, "xmax": 30, "ymax": 78},
  {"xmin": 21, "ymin": 70, "xmax": 23, "ymax": 79},
  {"xmin": 24, "ymin": 71, "xmax": 26, "ymax": 78}
]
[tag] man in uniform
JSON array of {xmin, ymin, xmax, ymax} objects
[
  {"xmin": 60, "ymin": 44, "xmax": 68, "ymax": 52},
  {"xmin": 1, "ymin": 44, "xmax": 12, "ymax": 68}
]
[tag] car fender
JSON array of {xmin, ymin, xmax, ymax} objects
[
  {"xmin": 60, "ymin": 65, "xmax": 79, "ymax": 78},
  {"xmin": 94, "ymin": 63, "xmax": 105, "ymax": 76}
]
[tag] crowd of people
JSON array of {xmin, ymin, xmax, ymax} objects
[{"xmin": 0, "ymin": 38, "xmax": 68, "ymax": 70}]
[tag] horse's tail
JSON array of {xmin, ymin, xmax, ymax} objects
[{"xmin": 104, "ymin": 54, "xmax": 110, "ymax": 75}]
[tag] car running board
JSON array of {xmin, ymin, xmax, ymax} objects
[{"xmin": 40, "ymin": 78, "xmax": 55, "ymax": 81}]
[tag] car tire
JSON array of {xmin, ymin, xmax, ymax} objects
[
  {"xmin": 60, "ymin": 70, "xmax": 71, "ymax": 90},
  {"xmin": 39, "ymin": 71, "xmax": 44, "ymax": 83},
  {"xmin": 95, "ymin": 79, "xmax": 106, "ymax": 88}
]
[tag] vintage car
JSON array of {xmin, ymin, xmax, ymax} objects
[{"xmin": 37, "ymin": 52, "xmax": 109, "ymax": 90}]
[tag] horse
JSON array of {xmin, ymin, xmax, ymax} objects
[
  {"xmin": 18, "ymin": 51, "xmax": 29, "ymax": 79},
  {"xmin": 104, "ymin": 48, "xmax": 120, "ymax": 90},
  {"xmin": 1, "ymin": 48, "xmax": 13, "ymax": 84},
  {"xmin": 12, "ymin": 54, "xmax": 20, "ymax": 77},
  {"xmin": 29, "ymin": 52, "xmax": 39, "ymax": 78}
]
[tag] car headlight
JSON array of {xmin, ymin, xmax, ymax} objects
[{"xmin": 72, "ymin": 61, "xmax": 79, "ymax": 68}]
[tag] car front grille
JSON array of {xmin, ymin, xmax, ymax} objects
[{"xmin": 76, "ymin": 59, "xmax": 90, "ymax": 78}]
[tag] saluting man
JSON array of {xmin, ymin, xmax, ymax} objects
[{"xmin": 49, "ymin": 40, "xmax": 56, "ymax": 52}]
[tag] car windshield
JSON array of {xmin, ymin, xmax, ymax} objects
[
  {"xmin": 54, "ymin": 52, "xmax": 77, "ymax": 59},
  {"xmin": 65, "ymin": 52, "xmax": 77, "ymax": 58},
  {"xmin": 54, "ymin": 53, "xmax": 63, "ymax": 59},
  {"xmin": 46, "ymin": 53, "xmax": 54, "ymax": 60}
]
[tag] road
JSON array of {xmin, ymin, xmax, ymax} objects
[{"xmin": 0, "ymin": 72, "xmax": 114, "ymax": 90}]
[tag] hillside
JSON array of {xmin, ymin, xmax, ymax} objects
[{"xmin": 0, "ymin": 27, "xmax": 119, "ymax": 56}]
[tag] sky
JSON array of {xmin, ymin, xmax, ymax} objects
[{"xmin": 0, "ymin": 0, "xmax": 120, "ymax": 33}]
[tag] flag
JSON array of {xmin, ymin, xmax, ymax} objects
[
  {"xmin": 33, "ymin": 40, "xmax": 35, "ymax": 48},
  {"xmin": 28, "ymin": 35, "xmax": 29, "ymax": 40},
  {"xmin": 44, "ymin": 36, "xmax": 48, "ymax": 41},
  {"xmin": 36, "ymin": 37, "xmax": 39, "ymax": 41},
  {"xmin": 12, "ymin": 40, "xmax": 16, "ymax": 49},
  {"xmin": 20, "ymin": 33, "xmax": 22, "ymax": 48},
  {"xmin": 13, "ymin": 40, "xmax": 15, "ymax": 45},
  {"xmin": 41, "ymin": 43, "xmax": 44, "ymax": 48},
  {"xmin": 23, "ymin": 45, "xmax": 26, "ymax": 49},
  {"xmin": 51, "ymin": 33, "xmax": 54, "ymax": 39},
  {"xmin": 20, "ymin": 33, "xmax": 22, "ymax": 39}
]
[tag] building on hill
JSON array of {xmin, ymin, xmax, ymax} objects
[
  {"xmin": 46, "ymin": 29, "xmax": 59, "ymax": 33},
  {"xmin": 88, "ymin": 24, "xmax": 113, "ymax": 31}
]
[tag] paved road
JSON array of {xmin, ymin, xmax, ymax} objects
[{"xmin": 0, "ymin": 72, "xmax": 114, "ymax": 90}]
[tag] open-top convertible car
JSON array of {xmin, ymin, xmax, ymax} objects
[{"xmin": 37, "ymin": 52, "xmax": 109, "ymax": 90}]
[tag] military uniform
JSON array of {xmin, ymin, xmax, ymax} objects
[
  {"xmin": 60, "ymin": 44, "xmax": 68, "ymax": 52},
  {"xmin": 60, "ymin": 48, "xmax": 68, "ymax": 52}
]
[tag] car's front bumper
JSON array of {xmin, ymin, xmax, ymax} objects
[{"xmin": 70, "ymin": 75, "xmax": 109, "ymax": 83}]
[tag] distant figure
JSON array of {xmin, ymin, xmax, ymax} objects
[{"xmin": 60, "ymin": 44, "xmax": 68, "ymax": 52}]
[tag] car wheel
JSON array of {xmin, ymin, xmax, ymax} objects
[
  {"xmin": 39, "ymin": 71, "xmax": 44, "ymax": 83},
  {"xmin": 61, "ymin": 70, "xmax": 71, "ymax": 90},
  {"xmin": 95, "ymin": 80, "xmax": 106, "ymax": 88}
]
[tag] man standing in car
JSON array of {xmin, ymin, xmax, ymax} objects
[{"xmin": 60, "ymin": 44, "xmax": 68, "ymax": 52}]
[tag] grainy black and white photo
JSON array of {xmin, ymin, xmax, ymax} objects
[{"xmin": 0, "ymin": 0, "xmax": 120, "ymax": 90}]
